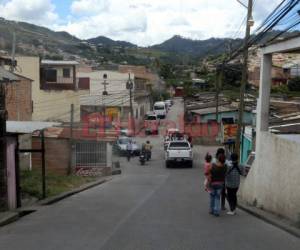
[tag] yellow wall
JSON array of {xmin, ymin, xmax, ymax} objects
[{"xmin": 15, "ymin": 56, "xmax": 88, "ymax": 122}]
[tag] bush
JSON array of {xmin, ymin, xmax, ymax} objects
[
  {"xmin": 271, "ymin": 84, "xmax": 289, "ymax": 94},
  {"xmin": 151, "ymin": 89, "xmax": 170, "ymax": 102},
  {"xmin": 288, "ymin": 77, "xmax": 300, "ymax": 91}
]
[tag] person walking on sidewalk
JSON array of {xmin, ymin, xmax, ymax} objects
[
  {"xmin": 226, "ymin": 153, "xmax": 244, "ymax": 215},
  {"xmin": 126, "ymin": 140, "xmax": 133, "ymax": 161},
  {"xmin": 214, "ymin": 148, "xmax": 227, "ymax": 210},
  {"xmin": 209, "ymin": 153, "xmax": 227, "ymax": 216}
]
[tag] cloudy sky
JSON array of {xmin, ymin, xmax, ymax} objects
[{"xmin": 0, "ymin": 0, "xmax": 283, "ymax": 46}]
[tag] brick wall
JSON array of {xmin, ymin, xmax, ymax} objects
[
  {"xmin": 5, "ymin": 76, "xmax": 32, "ymax": 121},
  {"xmin": 32, "ymin": 137, "xmax": 70, "ymax": 175}
]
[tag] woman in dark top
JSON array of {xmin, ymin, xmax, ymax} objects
[
  {"xmin": 226, "ymin": 153, "xmax": 244, "ymax": 215},
  {"xmin": 209, "ymin": 153, "xmax": 227, "ymax": 216}
]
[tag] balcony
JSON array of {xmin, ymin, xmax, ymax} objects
[{"xmin": 40, "ymin": 77, "xmax": 90, "ymax": 91}]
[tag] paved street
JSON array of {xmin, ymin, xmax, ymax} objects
[{"xmin": 0, "ymin": 99, "xmax": 299, "ymax": 250}]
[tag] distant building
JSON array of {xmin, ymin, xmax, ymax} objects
[
  {"xmin": 248, "ymin": 65, "xmax": 289, "ymax": 87},
  {"xmin": 77, "ymin": 69, "xmax": 151, "ymax": 131}
]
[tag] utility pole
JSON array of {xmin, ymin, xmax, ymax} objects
[
  {"xmin": 235, "ymin": 0, "xmax": 253, "ymax": 155},
  {"xmin": 127, "ymin": 73, "xmax": 135, "ymax": 135},
  {"xmin": 215, "ymin": 63, "xmax": 225, "ymax": 122},
  {"xmin": 10, "ymin": 32, "xmax": 16, "ymax": 72},
  {"xmin": 68, "ymin": 104, "xmax": 74, "ymax": 175},
  {"xmin": 10, "ymin": 32, "xmax": 20, "ymax": 121}
]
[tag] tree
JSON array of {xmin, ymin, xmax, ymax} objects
[
  {"xmin": 223, "ymin": 64, "xmax": 243, "ymax": 87},
  {"xmin": 288, "ymin": 77, "xmax": 300, "ymax": 91}
]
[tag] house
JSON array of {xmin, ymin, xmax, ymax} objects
[
  {"xmin": 78, "ymin": 69, "xmax": 151, "ymax": 132},
  {"xmin": 189, "ymin": 106, "xmax": 254, "ymax": 124},
  {"xmin": 248, "ymin": 65, "xmax": 289, "ymax": 87},
  {"xmin": 191, "ymin": 78, "xmax": 209, "ymax": 90},
  {"xmin": 118, "ymin": 65, "xmax": 159, "ymax": 93},
  {"xmin": 282, "ymin": 60, "xmax": 300, "ymax": 78},
  {"xmin": 10, "ymin": 57, "xmax": 90, "ymax": 122},
  {"xmin": 239, "ymin": 36, "xmax": 300, "ymax": 224}
]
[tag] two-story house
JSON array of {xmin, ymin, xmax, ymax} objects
[{"xmin": 13, "ymin": 57, "xmax": 90, "ymax": 122}]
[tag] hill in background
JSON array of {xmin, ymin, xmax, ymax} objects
[{"xmin": 0, "ymin": 17, "xmax": 243, "ymax": 64}]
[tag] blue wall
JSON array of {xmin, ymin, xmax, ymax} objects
[
  {"xmin": 200, "ymin": 111, "xmax": 254, "ymax": 124},
  {"xmin": 241, "ymin": 135, "xmax": 252, "ymax": 164}
]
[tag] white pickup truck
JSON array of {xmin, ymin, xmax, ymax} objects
[{"xmin": 165, "ymin": 140, "xmax": 193, "ymax": 168}]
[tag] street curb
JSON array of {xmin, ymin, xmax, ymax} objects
[
  {"xmin": 238, "ymin": 203, "xmax": 300, "ymax": 238},
  {"xmin": 39, "ymin": 176, "xmax": 113, "ymax": 206},
  {"xmin": 0, "ymin": 212, "xmax": 19, "ymax": 227}
]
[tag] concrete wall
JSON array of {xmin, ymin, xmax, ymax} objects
[
  {"xmin": 15, "ymin": 57, "xmax": 88, "ymax": 122},
  {"xmin": 32, "ymin": 137, "xmax": 70, "ymax": 175},
  {"xmin": 77, "ymin": 70, "xmax": 130, "ymax": 95},
  {"xmin": 239, "ymin": 132, "xmax": 300, "ymax": 223}
]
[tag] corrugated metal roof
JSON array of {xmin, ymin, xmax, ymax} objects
[
  {"xmin": 6, "ymin": 121, "xmax": 61, "ymax": 134},
  {"xmin": 191, "ymin": 106, "xmax": 237, "ymax": 116},
  {"xmin": 41, "ymin": 60, "xmax": 79, "ymax": 66},
  {"xmin": 0, "ymin": 67, "xmax": 19, "ymax": 82}
]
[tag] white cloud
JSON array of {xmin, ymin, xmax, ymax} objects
[
  {"xmin": 0, "ymin": 0, "xmax": 58, "ymax": 24},
  {"xmin": 71, "ymin": 0, "xmax": 109, "ymax": 15},
  {"xmin": 0, "ymin": 0, "xmax": 285, "ymax": 46}
]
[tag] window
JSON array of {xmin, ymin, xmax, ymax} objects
[
  {"xmin": 169, "ymin": 142, "xmax": 190, "ymax": 149},
  {"xmin": 45, "ymin": 69, "xmax": 57, "ymax": 82},
  {"xmin": 63, "ymin": 68, "xmax": 71, "ymax": 78},
  {"xmin": 154, "ymin": 105, "xmax": 165, "ymax": 110}
]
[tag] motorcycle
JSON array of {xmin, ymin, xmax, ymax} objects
[{"xmin": 139, "ymin": 152, "xmax": 146, "ymax": 165}]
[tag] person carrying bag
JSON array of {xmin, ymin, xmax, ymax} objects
[{"xmin": 225, "ymin": 153, "xmax": 244, "ymax": 215}]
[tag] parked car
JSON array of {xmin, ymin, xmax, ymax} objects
[
  {"xmin": 144, "ymin": 113, "xmax": 159, "ymax": 135},
  {"xmin": 114, "ymin": 136, "xmax": 140, "ymax": 156},
  {"xmin": 165, "ymin": 140, "xmax": 193, "ymax": 168},
  {"xmin": 153, "ymin": 101, "xmax": 167, "ymax": 119}
]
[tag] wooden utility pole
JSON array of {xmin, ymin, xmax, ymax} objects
[
  {"xmin": 127, "ymin": 73, "xmax": 135, "ymax": 135},
  {"xmin": 215, "ymin": 63, "xmax": 224, "ymax": 122},
  {"xmin": 235, "ymin": 0, "xmax": 253, "ymax": 155}
]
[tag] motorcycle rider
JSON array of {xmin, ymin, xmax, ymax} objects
[
  {"xmin": 144, "ymin": 140, "xmax": 152, "ymax": 160},
  {"xmin": 126, "ymin": 140, "xmax": 133, "ymax": 161}
]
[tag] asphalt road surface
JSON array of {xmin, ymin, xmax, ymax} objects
[{"xmin": 0, "ymin": 98, "xmax": 299, "ymax": 250}]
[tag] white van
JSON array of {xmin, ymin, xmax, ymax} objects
[{"xmin": 153, "ymin": 101, "xmax": 167, "ymax": 119}]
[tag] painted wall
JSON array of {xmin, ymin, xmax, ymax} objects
[
  {"xmin": 239, "ymin": 132, "xmax": 300, "ymax": 223},
  {"xmin": 200, "ymin": 111, "xmax": 254, "ymax": 124},
  {"xmin": 77, "ymin": 70, "xmax": 130, "ymax": 95},
  {"xmin": 241, "ymin": 135, "xmax": 252, "ymax": 164},
  {"xmin": 15, "ymin": 57, "xmax": 88, "ymax": 122}
]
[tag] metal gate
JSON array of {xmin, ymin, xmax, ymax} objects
[{"xmin": 75, "ymin": 141, "xmax": 107, "ymax": 167}]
